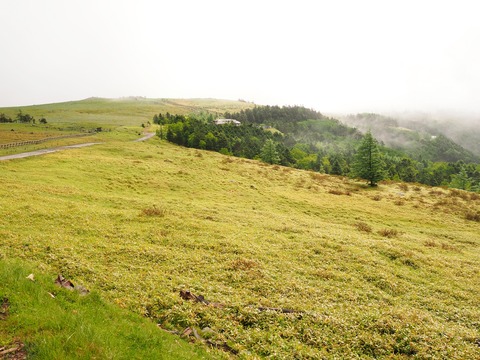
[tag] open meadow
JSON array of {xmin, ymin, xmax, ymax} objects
[
  {"xmin": 0, "ymin": 97, "xmax": 255, "ymax": 126},
  {"xmin": 1, "ymin": 119, "xmax": 479, "ymax": 358}
]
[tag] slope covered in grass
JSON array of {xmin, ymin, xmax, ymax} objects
[
  {"xmin": 0, "ymin": 97, "xmax": 255, "ymax": 126},
  {"xmin": 0, "ymin": 259, "xmax": 215, "ymax": 359},
  {"xmin": 0, "ymin": 135, "xmax": 479, "ymax": 358}
]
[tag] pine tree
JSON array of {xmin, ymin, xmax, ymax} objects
[
  {"xmin": 260, "ymin": 139, "xmax": 280, "ymax": 165},
  {"xmin": 352, "ymin": 131, "xmax": 385, "ymax": 186},
  {"xmin": 449, "ymin": 166, "xmax": 472, "ymax": 190}
]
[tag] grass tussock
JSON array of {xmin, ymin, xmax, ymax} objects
[
  {"xmin": 449, "ymin": 188, "xmax": 472, "ymax": 201},
  {"xmin": 309, "ymin": 172, "xmax": 328, "ymax": 182},
  {"xmin": 354, "ymin": 222, "xmax": 373, "ymax": 233},
  {"xmin": 424, "ymin": 239, "xmax": 437, "ymax": 247},
  {"xmin": 465, "ymin": 210, "xmax": 480, "ymax": 222},
  {"xmin": 328, "ymin": 188, "xmax": 351, "ymax": 196},
  {"xmin": 141, "ymin": 205, "xmax": 167, "ymax": 217},
  {"xmin": 378, "ymin": 228, "xmax": 400, "ymax": 238},
  {"xmin": 397, "ymin": 183, "xmax": 409, "ymax": 192},
  {"xmin": 229, "ymin": 258, "xmax": 260, "ymax": 271},
  {"xmin": 429, "ymin": 189, "xmax": 445, "ymax": 197},
  {"xmin": 469, "ymin": 192, "xmax": 480, "ymax": 201},
  {"xmin": 221, "ymin": 157, "xmax": 234, "ymax": 164}
]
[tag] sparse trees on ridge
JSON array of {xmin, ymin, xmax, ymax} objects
[
  {"xmin": 0, "ymin": 111, "xmax": 47, "ymax": 124},
  {"xmin": 16, "ymin": 110, "xmax": 35, "ymax": 123},
  {"xmin": 0, "ymin": 113, "xmax": 13, "ymax": 123}
]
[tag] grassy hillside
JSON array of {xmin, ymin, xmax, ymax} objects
[
  {"xmin": 0, "ymin": 259, "xmax": 214, "ymax": 359},
  {"xmin": 1, "ymin": 133, "xmax": 479, "ymax": 358},
  {"xmin": 0, "ymin": 97, "xmax": 255, "ymax": 126},
  {"xmin": 0, "ymin": 97, "xmax": 254, "ymax": 157}
]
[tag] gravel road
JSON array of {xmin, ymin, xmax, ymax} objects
[{"xmin": 0, "ymin": 132, "xmax": 156, "ymax": 161}]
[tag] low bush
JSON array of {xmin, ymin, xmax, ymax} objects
[
  {"xmin": 398, "ymin": 183, "xmax": 409, "ymax": 192},
  {"xmin": 141, "ymin": 205, "xmax": 167, "ymax": 217},
  {"xmin": 378, "ymin": 228, "xmax": 399, "ymax": 238},
  {"xmin": 465, "ymin": 211, "xmax": 480, "ymax": 222},
  {"xmin": 329, "ymin": 189, "xmax": 351, "ymax": 196},
  {"xmin": 354, "ymin": 222, "xmax": 372, "ymax": 233}
]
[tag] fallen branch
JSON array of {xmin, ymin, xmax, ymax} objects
[
  {"xmin": 156, "ymin": 324, "xmax": 179, "ymax": 335},
  {"xmin": 179, "ymin": 290, "xmax": 224, "ymax": 308},
  {"xmin": 256, "ymin": 306, "xmax": 300, "ymax": 314},
  {"xmin": 0, "ymin": 346, "xmax": 20, "ymax": 356}
]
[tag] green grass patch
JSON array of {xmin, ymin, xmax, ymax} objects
[{"xmin": 0, "ymin": 258, "xmax": 215, "ymax": 359}]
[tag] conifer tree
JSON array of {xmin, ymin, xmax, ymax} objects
[
  {"xmin": 449, "ymin": 165, "xmax": 472, "ymax": 190},
  {"xmin": 352, "ymin": 131, "xmax": 385, "ymax": 186},
  {"xmin": 260, "ymin": 139, "xmax": 280, "ymax": 165}
]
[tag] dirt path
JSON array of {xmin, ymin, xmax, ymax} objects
[
  {"xmin": 133, "ymin": 132, "xmax": 156, "ymax": 142},
  {"xmin": 0, "ymin": 143, "xmax": 102, "ymax": 161},
  {"xmin": 0, "ymin": 132, "xmax": 156, "ymax": 161}
]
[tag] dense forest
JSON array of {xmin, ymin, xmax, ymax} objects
[{"xmin": 154, "ymin": 106, "xmax": 480, "ymax": 192}]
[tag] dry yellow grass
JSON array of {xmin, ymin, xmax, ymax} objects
[{"xmin": 0, "ymin": 136, "xmax": 479, "ymax": 358}]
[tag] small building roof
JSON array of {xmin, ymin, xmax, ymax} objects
[{"xmin": 214, "ymin": 119, "xmax": 241, "ymax": 125}]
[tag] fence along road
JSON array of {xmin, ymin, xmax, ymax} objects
[
  {"xmin": 0, "ymin": 133, "xmax": 91, "ymax": 149},
  {"xmin": 0, "ymin": 132, "xmax": 155, "ymax": 161}
]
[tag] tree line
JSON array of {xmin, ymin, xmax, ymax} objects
[
  {"xmin": 154, "ymin": 106, "xmax": 480, "ymax": 192},
  {"xmin": 0, "ymin": 111, "xmax": 47, "ymax": 124}
]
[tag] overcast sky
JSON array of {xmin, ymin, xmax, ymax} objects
[{"xmin": 1, "ymin": 0, "xmax": 479, "ymax": 114}]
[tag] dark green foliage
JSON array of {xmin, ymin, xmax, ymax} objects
[
  {"xmin": 1, "ymin": 111, "xmax": 45, "ymax": 124},
  {"xmin": 0, "ymin": 113, "xmax": 13, "ymax": 123},
  {"xmin": 352, "ymin": 131, "xmax": 386, "ymax": 186},
  {"xmin": 158, "ymin": 106, "xmax": 480, "ymax": 192},
  {"xmin": 342, "ymin": 113, "xmax": 480, "ymax": 163},
  {"xmin": 224, "ymin": 105, "xmax": 325, "ymax": 130},
  {"xmin": 162, "ymin": 114, "xmax": 271, "ymax": 158},
  {"xmin": 16, "ymin": 110, "xmax": 35, "ymax": 123},
  {"xmin": 225, "ymin": 106, "xmax": 363, "ymax": 172},
  {"xmin": 384, "ymin": 155, "xmax": 419, "ymax": 182},
  {"xmin": 450, "ymin": 165, "xmax": 472, "ymax": 190},
  {"xmin": 419, "ymin": 134, "xmax": 478, "ymax": 163},
  {"xmin": 260, "ymin": 139, "xmax": 281, "ymax": 165}
]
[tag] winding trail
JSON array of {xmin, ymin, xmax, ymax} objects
[
  {"xmin": 133, "ymin": 132, "xmax": 156, "ymax": 142},
  {"xmin": 0, "ymin": 132, "xmax": 155, "ymax": 161}
]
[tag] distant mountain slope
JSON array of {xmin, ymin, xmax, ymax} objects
[
  {"xmin": 395, "ymin": 113, "xmax": 480, "ymax": 157},
  {"xmin": 340, "ymin": 113, "xmax": 479, "ymax": 163},
  {"xmin": 227, "ymin": 105, "xmax": 363, "ymax": 153}
]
